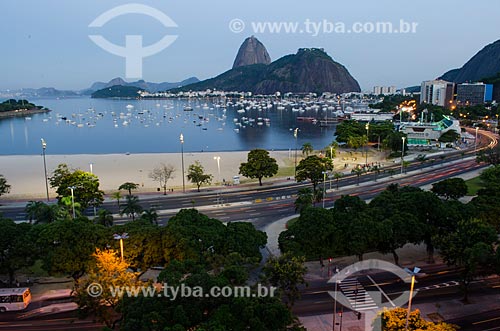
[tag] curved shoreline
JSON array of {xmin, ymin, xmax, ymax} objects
[{"xmin": 0, "ymin": 108, "xmax": 51, "ymax": 119}]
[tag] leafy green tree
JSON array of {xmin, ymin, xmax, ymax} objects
[
  {"xmin": 325, "ymin": 141, "xmax": 338, "ymax": 158},
  {"xmin": 351, "ymin": 165, "xmax": 365, "ymax": 185},
  {"xmin": 111, "ymin": 191, "xmax": 122, "ymax": 210},
  {"xmin": 263, "ymin": 253, "xmax": 307, "ymax": 307},
  {"xmin": 377, "ymin": 307, "xmax": 458, "ymax": 331},
  {"xmin": 301, "ymin": 142, "xmax": 314, "ymax": 156},
  {"xmin": 333, "ymin": 172, "xmax": 344, "ymax": 190},
  {"xmin": 95, "ymin": 209, "xmax": 113, "ymax": 227},
  {"xmin": 438, "ymin": 129, "xmax": 460, "ymax": 143},
  {"xmin": 334, "ymin": 120, "xmax": 365, "ymax": 143},
  {"xmin": 25, "ymin": 201, "xmax": 66, "ymax": 224},
  {"xmin": 75, "ymin": 248, "xmax": 140, "ymax": 329},
  {"xmin": 140, "ymin": 208, "xmax": 159, "ymax": 225},
  {"xmin": 384, "ymin": 131, "xmax": 407, "ymax": 153},
  {"xmin": 437, "ymin": 218, "xmax": 497, "ymax": 302},
  {"xmin": 187, "ymin": 160, "xmax": 213, "ymax": 192},
  {"xmin": 347, "ymin": 135, "xmax": 367, "ymax": 150},
  {"xmin": 223, "ymin": 222, "xmax": 267, "ymax": 261},
  {"xmin": 36, "ymin": 218, "xmax": 106, "ymax": 280},
  {"xmin": 239, "ymin": 149, "xmax": 278, "ymax": 186},
  {"xmin": 121, "ymin": 195, "xmax": 143, "ymax": 221},
  {"xmin": 431, "ymin": 178, "xmax": 468, "ymax": 200},
  {"xmin": 294, "ymin": 188, "xmax": 314, "ymax": 213},
  {"xmin": 0, "ymin": 174, "xmax": 11, "ymax": 197},
  {"xmin": 295, "ymin": 155, "xmax": 333, "ymax": 191},
  {"xmin": 118, "ymin": 182, "xmax": 139, "ymax": 196},
  {"xmin": 149, "ymin": 163, "xmax": 175, "ymax": 195},
  {"xmin": 49, "ymin": 163, "xmax": 104, "ymax": 210},
  {"xmin": 333, "ymin": 196, "xmax": 376, "ymax": 261},
  {"xmin": 0, "ymin": 218, "xmax": 35, "ymax": 285},
  {"xmin": 476, "ymin": 145, "xmax": 500, "ymax": 165},
  {"xmin": 373, "ymin": 212, "xmax": 423, "ymax": 265}
]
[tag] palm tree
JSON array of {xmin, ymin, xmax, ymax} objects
[
  {"xmin": 118, "ymin": 182, "xmax": 139, "ymax": 196},
  {"xmin": 333, "ymin": 172, "xmax": 344, "ymax": 190},
  {"xmin": 141, "ymin": 208, "xmax": 159, "ymax": 225},
  {"xmin": 301, "ymin": 143, "xmax": 314, "ymax": 157},
  {"xmin": 351, "ymin": 166, "xmax": 365, "ymax": 186},
  {"xmin": 111, "ymin": 191, "xmax": 122, "ymax": 210},
  {"xmin": 25, "ymin": 201, "xmax": 64, "ymax": 224},
  {"xmin": 294, "ymin": 188, "xmax": 313, "ymax": 213},
  {"xmin": 95, "ymin": 209, "xmax": 114, "ymax": 227},
  {"xmin": 121, "ymin": 195, "xmax": 143, "ymax": 221}
]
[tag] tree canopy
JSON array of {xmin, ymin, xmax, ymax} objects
[{"xmin": 239, "ymin": 149, "xmax": 279, "ymax": 186}]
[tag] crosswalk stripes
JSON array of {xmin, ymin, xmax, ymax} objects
[{"xmin": 338, "ymin": 277, "xmax": 378, "ymax": 311}]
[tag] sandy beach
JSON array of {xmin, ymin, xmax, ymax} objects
[
  {"xmin": 0, "ymin": 149, "xmax": 392, "ymax": 200},
  {"xmin": 0, "ymin": 150, "xmax": 294, "ymax": 199}
]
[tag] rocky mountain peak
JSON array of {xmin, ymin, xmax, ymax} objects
[{"xmin": 232, "ymin": 36, "xmax": 271, "ymax": 69}]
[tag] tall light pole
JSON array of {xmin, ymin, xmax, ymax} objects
[
  {"xmin": 213, "ymin": 156, "xmax": 221, "ymax": 185},
  {"xmin": 365, "ymin": 123, "xmax": 369, "ymax": 165},
  {"xmin": 330, "ymin": 145, "xmax": 334, "ymax": 160},
  {"xmin": 89, "ymin": 163, "xmax": 96, "ymax": 217},
  {"xmin": 401, "ymin": 136, "xmax": 406, "ymax": 175},
  {"xmin": 322, "ymin": 171, "xmax": 327, "ymax": 208},
  {"xmin": 474, "ymin": 126, "xmax": 479, "ymax": 152},
  {"xmin": 332, "ymin": 267, "xmax": 340, "ymax": 331},
  {"xmin": 180, "ymin": 133, "xmax": 185, "ymax": 193},
  {"xmin": 294, "ymin": 128, "xmax": 298, "ymax": 178},
  {"xmin": 41, "ymin": 138, "xmax": 49, "ymax": 202},
  {"xmin": 68, "ymin": 186, "xmax": 76, "ymax": 219},
  {"xmin": 113, "ymin": 233, "xmax": 129, "ymax": 262},
  {"xmin": 404, "ymin": 267, "xmax": 421, "ymax": 331}
]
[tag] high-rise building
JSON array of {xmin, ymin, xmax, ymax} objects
[
  {"xmin": 373, "ymin": 86, "xmax": 397, "ymax": 95},
  {"xmin": 420, "ymin": 80, "xmax": 455, "ymax": 107},
  {"xmin": 456, "ymin": 83, "xmax": 493, "ymax": 105}
]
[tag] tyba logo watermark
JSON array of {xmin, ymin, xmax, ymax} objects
[{"xmin": 88, "ymin": 3, "xmax": 178, "ymax": 79}]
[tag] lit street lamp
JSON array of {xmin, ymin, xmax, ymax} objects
[
  {"xmin": 322, "ymin": 171, "xmax": 328, "ymax": 208},
  {"xmin": 365, "ymin": 123, "xmax": 369, "ymax": 165},
  {"xmin": 404, "ymin": 267, "xmax": 421, "ymax": 331},
  {"xmin": 68, "ymin": 186, "xmax": 76, "ymax": 219},
  {"xmin": 89, "ymin": 163, "xmax": 96, "ymax": 217},
  {"xmin": 401, "ymin": 136, "xmax": 406, "ymax": 175},
  {"xmin": 41, "ymin": 138, "xmax": 49, "ymax": 202},
  {"xmin": 294, "ymin": 128, "xmax": 299, "ymax": 178},
  {"xmin": 180, "ymin": 133, "xmax": 185, "ymax": 193},
  {"xmin": 213, "ymin": 156, "xmax": 221, "ymax": 185},
  {"xmin": 113, "ymin": 233, "xmax": 129, "ymax": 262},
  {"xmin": 474, "ymin": 126, "xmax": 479, "ymax": 152}
]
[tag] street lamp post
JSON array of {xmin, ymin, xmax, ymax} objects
[
  {"xmin": 68, "ymin": 186, "xmax": 76, "ymax": 219},
  {"xmin": 322, "ymin": 171, "xmax": 327, "ymax": 208},
  {"xmin": 213, "ymin": 156, "xmax": 221, "ymax": 185},
  {"xmin": 365, "ymin": 123, "xmax": 369, "ymax": 165},
  {"xmin": 89, "ymin": 163, "xmax": 96, "ymax": 217},
  {"xmin": 474, "ymin": 127, "xmax": 479, "ymax": 152},
  {"xmin": 404, "ymin": 267, "xmax": 421, "ymax": 331},
  {"xmin": 113, "ymin": 233, "xmax": 129, "ymax": 262},
  {"xmin": 332, "ymin": 267, "xmax": 340, "ymax": 331},
  {"xmin": 41, "ymin": 138, "xmax": 49, "ymax": 202},
  {"xmin": 330, "ymin": 145, "xmax": 333, "ymax": 159},
  {"xmin": 401, "ymin": 137, "xmax": 406, "ymax": 175},
  {"xmin": 294, "ymin": 128, "xmax": 298, "ymax": 178},
  {"xmin": 180, "ymin": 133, "xmax": 185, "ymax": 193}
]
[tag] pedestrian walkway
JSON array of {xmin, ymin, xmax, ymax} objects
[{"xmin": 339, "ymin": 277, "xmax": 378, "ymax": 312}]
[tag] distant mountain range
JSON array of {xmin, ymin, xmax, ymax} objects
[
  {"xmin": 173, "ymin": 37, "xmax": 360, "ymax": 95},
  {"xmin": 440, "ymin": 39, "xmax": 500, "ymax": 83},
  {"xmin": 86, "ymin": 77, "xmax": 199, "ymax": 94},
  {"xmin": 1, "ymin": 77, "xmax": 199, "ymax": 99}
]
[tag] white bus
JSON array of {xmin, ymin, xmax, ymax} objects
[{"xmin": 0, "ymin": 288, "xmax": 32, "ymax": 312}]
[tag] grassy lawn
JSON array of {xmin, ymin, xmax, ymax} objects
[
  {"xmin": 465, "ymin": 176, "xmax": 483, "ymax": 196},
  {"xmin": 273, "ymin": 166, "xmax": 295, "ymax": 178}
]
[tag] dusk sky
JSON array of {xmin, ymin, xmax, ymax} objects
[{"xmin": 2, "ymin": 0, "xmax": 500, "ymax": 91}]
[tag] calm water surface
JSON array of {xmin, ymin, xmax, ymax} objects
[{"xmin": 0, "ymin": 97, "xmax": 338, "ymax": 155}]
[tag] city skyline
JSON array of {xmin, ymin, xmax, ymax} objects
[{"xmin": 2, "ymin": 0, "xmax": 500, "ymax": 90}]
